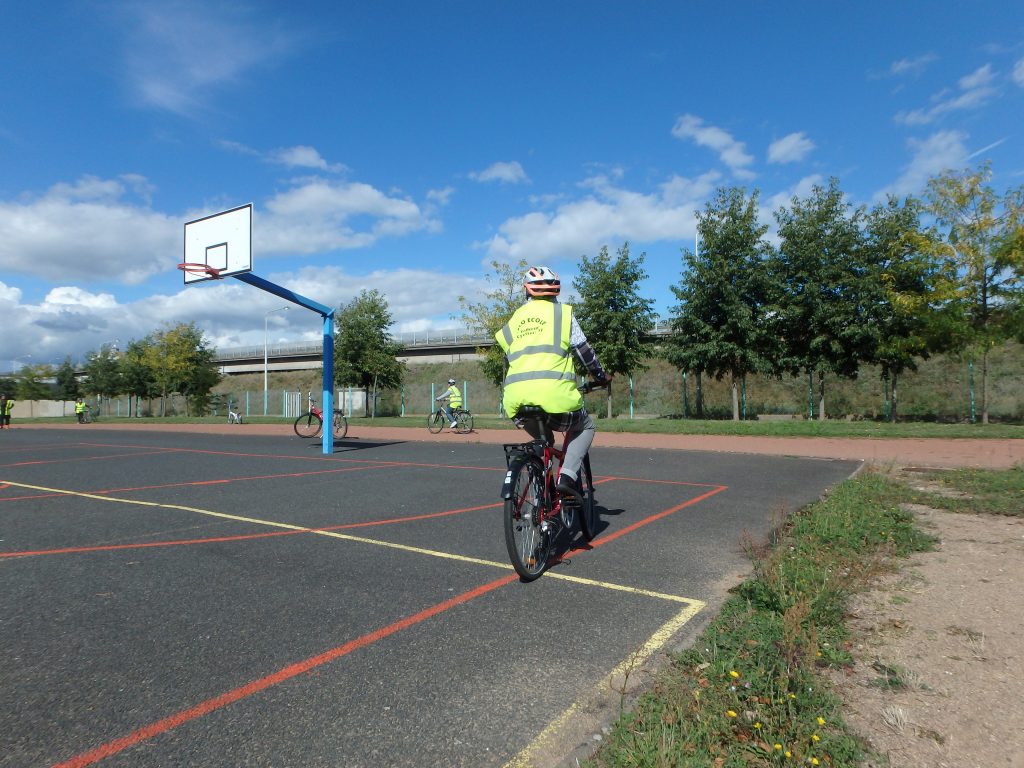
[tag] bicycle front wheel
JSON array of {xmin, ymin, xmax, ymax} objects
[
  {"xmin": 294, "ymin": 411, "xmax": 322, "ymax": 438},
  {"xmin": 332, "ymin": 411, "xmax": 348, "ymax": 439},
  {"xmin": 427, "ymin": 410, "xmax": 445, "ymax": 434},
  {"xmin": 504, "ymin": 459, "xmax": 551, "ymax": 581},
  {"xmin": 578, "ymin": 455, "xmax": 599, "ymax": 542},
  {"xmin": 455, "ymin": 410, "xmax": 474, "ymax": 433}
]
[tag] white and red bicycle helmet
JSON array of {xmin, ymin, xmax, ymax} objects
[{"xmin": 523, "ymin": 265, "xmax": 560, "ymax": 298}]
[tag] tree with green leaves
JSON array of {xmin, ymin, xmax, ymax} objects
[
  {"xmin": 121, "ymin": 338, "xmax": 159, "ymax": 417},
  {"xmin": 572, "ymin": 243, "xmax": 656, "ymax": 417},
  {"xmin": 458, "ymin": 259, "xmax": 529, "ymax": 389},
  {"xmin": 665, "ymin": 187, "xmax": 775, "ymax": 420},
  {"xmin": 924, "ymin": 163, "xmax": 1024, "ymax": 423},
  {"xmin": 143, "ymin": 323, "xmax": 220, "ymax": 416},
  {"xmin": 334, "ymin": 289, "xmax": 405, "ymax": 417},
  {"xmin": 15, "ymin": 364, "xmax": 56, "ymax": 401},
  {"xmin": 862, "ymin": 196, "xmax": 956, "ymax": 421},
  {"xmin": 81, "ymin": 343, "xmax": 124, "ymax": 407},
  {"xmin": 55, "ymin": 357, "xmax": 81, "ymax": 402},
  {"xmin": 768, "ymin": 178, "xmax": 873, "ymax": 419}
]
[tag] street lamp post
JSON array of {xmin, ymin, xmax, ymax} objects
[{"xmin": 264, "ymin": 306, "xmax": 289, "ymax": 415}]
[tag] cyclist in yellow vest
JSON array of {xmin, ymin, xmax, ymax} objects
[
  {"xmin": 435, "ymin": 378, "xmax": 463, "ymax": 429},
  {"xmin": 75, "ymin": 397, "xmax": 88, "ymax": 423},
  {"xmin": 495, "ymin": 265, "xmax": 610, "ymax": 499}
]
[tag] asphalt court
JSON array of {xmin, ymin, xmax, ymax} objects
[{"xmin": 0, "ymin": 429, "xmax": 859, "ymax": 767}]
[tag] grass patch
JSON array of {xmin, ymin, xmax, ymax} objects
[
  {"xmin": 914, "ymin": 466, "xmax": 1024, "ymax": 517},
  {"xmin": 585, "ymin": 471, "xmax": 936, "ymax": 768}
]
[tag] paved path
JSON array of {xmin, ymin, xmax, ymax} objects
[{"xmin": 24, "ymin": 421, "xmax": 1024, "ymax": 468}]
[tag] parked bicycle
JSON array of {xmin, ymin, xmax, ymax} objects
[
  {"xmin": 500, "ymin": 381, "xmax": 605, "ymax": 581},
  {"xmin": 294, "ymin": 391, "xmax": 348, "ymax": 439},
  {"xmin": 427, "ymin": 406, "xmax": 473, "ymax": 434},
  {"xmin": 79, "ymin": 405, "xmax": 99, "ymax": 424}
]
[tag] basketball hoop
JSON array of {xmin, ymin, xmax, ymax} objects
[{"xmin": 177, "ymin": 262, "xmax": 223, "ymax": 279}]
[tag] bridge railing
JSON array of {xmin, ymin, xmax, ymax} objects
[{"xmin": 215, "ymin": 320, "xmax": 675, "ymax": 362}]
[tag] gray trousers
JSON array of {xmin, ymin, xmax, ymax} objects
[{"xmin": 520, "ymin": 408, "xmax": 595, "ymax": 482}]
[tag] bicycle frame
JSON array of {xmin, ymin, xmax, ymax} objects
[{"xmin": 501, "ymin": 429, "xmax": 573, "ymax": 530}]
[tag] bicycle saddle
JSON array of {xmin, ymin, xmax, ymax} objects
[{"xmin": 514, "ymin": 405, "xmax": 548, "ymax": 419}]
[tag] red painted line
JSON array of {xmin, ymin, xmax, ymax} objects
[
  {"xmin": 51, "ymin": 572, "xmax": 518, "ymax": 768},
  {"xmin": 0, "ymin": 464, "xmax": 403, "ymax": 503},
  {"xmin": 590, "ymin": 485, "xmax": 728, "ymax": 549},
  {"xmin": 1, "ymin": 501, "xmax": 504, "ymax": 559},
  {"xmin": 0, "ymin": 449, "xmax": 180, "ymax": 469}
]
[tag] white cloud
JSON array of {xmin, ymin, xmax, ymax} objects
[
  {"xmin": 269, "ymin": 146, "xmax": 346, "ymax": 173},
  {"xmin": 478, "ymin": 171, "xmax": 718, "ymax": 263},
  {"xmin": 0, "ymin": 173, "xmax": 442, "ymax": 288},
  {"xmin": 257, "ymin": 178, "xmax": 440, "ymax": 255},
  {"xmin": 119, "ymin": 4, "xmax": 300, "ymax": 114},
  {"xmin": 895, "ymin": 64, "xmax": 997, "ymax": 125},
  {"xmin": 470, "ymin": 161, "xmax": 529, "ymax": 184},
  {"xmin": 875, "ymin": 130, "xmax": 969, "ymax": 201},
  {"xmin": 671, "ymin": 114, "xmax": 755, "ymax": 179},
  {"xmin": 767, "ymin": 132, "xmax": 816, "ymax": 164},
  {"xmin": 0, "ymin": 176, "xmax": 177, "ymax": 284},
  {"xmin": 1013, "ymin": 58, "xmax": 1024, "ymax": 87},
  {"xmin": 890, "ymin": 54, "xmax": 937, "ymax": 77}
]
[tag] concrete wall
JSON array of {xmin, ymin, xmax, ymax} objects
[{"xmin": 9, "ymin": 400, "xmax": 75, "ymax": 418}]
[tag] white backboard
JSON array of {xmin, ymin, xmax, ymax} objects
[{"xmin": 182, "ymin": 204, "xmax": 253, "ymax": 283}]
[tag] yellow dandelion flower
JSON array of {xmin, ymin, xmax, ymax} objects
[
  {"xmin": 789, "ymin": 693, "xmax": 796, "ymax": 699},
  {"xmin": 774, "ymin": 743, "xmax": 783, "ymax": 750},
  {"xmin": 811, "ymin": 759, "xmax": 820, "ymax": 766},
  {"xmin": 726, "ymin": 710, "xmax": 737, "ymax": 718},
  {"xmin": 812, "ymin": 734, "xmax": 820, "ymax": 742},
  {"xmin": 754, "ymin": 722, "xmax": 762, "ymax": 729},
  {"xmin": 817, "ymin": 716, "xmax": 826, "ymax": 725},
  {"xmin": 729, "ymin": 670, "xmax": 740, "ymax": 678},
  {"xmin": 785, "ymin": 751, "xmax": 792, "ymax": 758}
]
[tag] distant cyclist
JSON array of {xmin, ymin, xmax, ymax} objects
[
  {"xmin": 435, "ymin": 378, "xmax": 462, "ymax": 429},
  {"xmin": 495, "ymin": 265, "xmax": 610, "ymax": 500}
]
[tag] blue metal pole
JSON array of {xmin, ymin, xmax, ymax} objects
[{"xmin": 322, "ymin": 312, "xmax": 335, "ymax": 454}]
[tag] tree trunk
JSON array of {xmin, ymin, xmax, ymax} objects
[
  {"xmin": 695, "ymin": 371, "xmax": 704, "ymax": 419},
  {"xmin": 807, "ymin": 370, "xmax": 814, "ymax": 419},
  {"xmin": 730, "ymin": 373, "xmax": 740, "ymax": 421},
  {"xmin": 371, "ymin": 375, "xmax": 378, "ymax": 418},
  {"xmin": 606, "ymin": 379, "xmax": 613, "ymax": 419}
]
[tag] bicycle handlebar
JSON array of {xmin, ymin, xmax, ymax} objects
[{"xmin": 578, "ymin": 379, "xmax": 611, "ymax": 395}]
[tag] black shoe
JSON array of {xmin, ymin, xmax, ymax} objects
[{"xmin": 556, "ymin": 474, "xmax": 582, "ymax": 506}]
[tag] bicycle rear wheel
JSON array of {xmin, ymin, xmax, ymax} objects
[
  {"xmin": 332, "ymin": 410, "xmax": 348, "ymax": 439},
  {"xmin": 427, "ymin": 410, "xmax": 445, "ymax": 434},
  {"xmin": 504, "ymin": 459, "xmax": 551, "ymax": 581},
  {"xmin": 456, "ymin": 410, "xmax": 473, "ymax": 433},
  {"xmin": 578, "ymin": 455, "xmax": 599, "ymax": 542},
  {"xmin": 294, "ymin": 411, "xmax": 322, "ymax": 438}
]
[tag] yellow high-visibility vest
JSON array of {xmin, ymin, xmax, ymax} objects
[
  {"xmin": 496, "ymin": 299, "xmax": 581, "ymax": 417},
  {"xmin": 445, "ymin": 385, "xmax": 462, "ymax": 408}
]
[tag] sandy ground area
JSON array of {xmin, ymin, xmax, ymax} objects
[{"xmin": 14, "ymin": 421, "xmax": 1024, "ymax": 765}]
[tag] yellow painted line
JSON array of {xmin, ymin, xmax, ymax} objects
[
  {"xmin": 503, "ymin": 598, "xmax": 706, "ymax": 768},
  {"xmin": 9, "ymin": 477, "xmax": 708, "ymax": 768},
  {"xmin": 4, "ymin": 480, "xmax": 705, "ymax": 602}
]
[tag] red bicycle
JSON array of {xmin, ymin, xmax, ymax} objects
[
  {"xmin": 293, "ymin": 391, "xmax": 349, "ymax": 439},
  {"xmin": 500, "ymin": 382, "xmax": 605, "ymax": 581}
]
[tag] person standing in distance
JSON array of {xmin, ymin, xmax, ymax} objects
[
  {"xmin": 435, "ymin": 378, "xmax": 462, "ymax": 429},
  {"xmin": 495, "ymin": 265, "xmax": 610, "ymax": 500},
  {"xmin": 0, "ymin": 393, "xmax": 13, "ymax": 429}
]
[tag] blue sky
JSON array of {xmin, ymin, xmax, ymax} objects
[{"xmin": 2, "ymin": 1, "xmax": 1023, "ymax": 370}]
